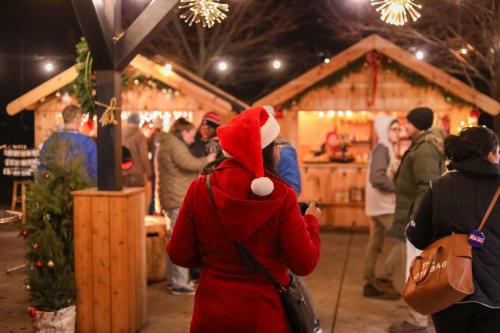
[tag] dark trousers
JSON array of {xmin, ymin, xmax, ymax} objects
[{"xmin": 432, "ymin": 302, "xmax": 500, "ymax": 333}]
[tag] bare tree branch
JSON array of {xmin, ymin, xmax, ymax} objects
[{"xmin": 317, "ymin": 0, "xmax": 500, "ymax": 100}]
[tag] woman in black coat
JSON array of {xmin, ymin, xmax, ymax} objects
[{"xmin": 406, "ymin": 126, "xmax": 500, "ymax": 333}]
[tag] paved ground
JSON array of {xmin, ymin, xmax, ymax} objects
[{"xmin": 1, "ymin": 224, "xmax": 428, "ymax": 333}]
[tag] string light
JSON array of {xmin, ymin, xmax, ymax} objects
[
  {"xmin": 460, "ymin": 48, "xmax": 468, "ymax": 55},
  {"xmin": 217, "ymin": 61, "xmax": 228, "ymax": 72},
  {"xmin": 44, "ymin": 62, "xmax": 54, "ymax": 72},
  {"xmin": 415, "ymin": 50, "xmax": 425, "ymax": 60},
  {"xmin": 163, "ymin": 63, "xmax": 173, "ymax": 74},
  {"xmin": 371, "ymin": 0, "xmax": 422, "ymax": 26},
  {"xmin": 272, "ymin": 59, "xmax": 282, "ymax": 70},
  {"xmin": 179, "ymin": 0, "xmax": 229, "ymax": 28}
]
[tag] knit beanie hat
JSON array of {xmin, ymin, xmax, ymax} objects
[
  {"xmin": 201, "ymin": 111, "xmax": 221, "ymax": 129},
  {"xmin": 407, "ymin": 107, "xmax": 434, "ymax": 131},
  {"xmin": 217, "ymin": 107, "xmax": 280, "ymax": 197}
]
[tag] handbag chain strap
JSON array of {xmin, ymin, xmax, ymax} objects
[
  {"xmin": 205, "ymin": 174, "xmax": 286, "ymax": 293},
  {"xmin": 478, "ymin": 186, "xmax": 500, "ymax": 231}
]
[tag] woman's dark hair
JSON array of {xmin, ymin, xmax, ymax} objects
[
  {"xmin": 263, "ymin": 141, "xmax": 278, "ymax": 175},
  {"xmin": 202, "ymin": 141, "xmax": 280, "ymax": 177},
  {"xmin": 444, "ymin": 126, "xmax": 499, "ymax": 162},
  {"xmin": 170, "ymin": 117, "xmax": 194, "ymax": 135}
]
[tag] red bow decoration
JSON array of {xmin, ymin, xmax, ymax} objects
[{"xmin": 365, "ymin": 51, "xmax": 381, "ymax": 108}]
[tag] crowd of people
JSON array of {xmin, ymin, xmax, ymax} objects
[{"xmin": 40, "ymin": 104, "xmax": 499, "ymax": 333}]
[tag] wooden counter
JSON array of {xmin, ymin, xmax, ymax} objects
[{"xmin": 300, "ymin": 162, "xmax": 370, "ymax": 230}]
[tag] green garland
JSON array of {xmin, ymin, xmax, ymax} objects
[
  {"xmin": 72, "ymin": 39, "xmax": 177, "ymax": 117},
  {"xmin": 281, "ymin": 53, "xmax": 474, "ymax": 111},
  {"xmin": 75, "ymin": 38, "xmax": 96, "ymax": 117},
  {"xmin": 382, "ymin": 57, "xmax": 472, "ymax": 108}
]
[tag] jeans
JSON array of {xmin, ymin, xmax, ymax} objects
[
  {"xmin": 166, "ymin": 208, "xmax": 190, "ymax": 289},
  {"xmin": 432, "ymin": 302, "xmax": 500, "ymax": 333},
  {"xmin": 363, "ymin": 214, "xmax": 402, "ymax": 283}
]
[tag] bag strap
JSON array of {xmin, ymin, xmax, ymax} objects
[
  {"xmin": 205, "ymin": 174, "xmax": 285, "ymax": 293},
  {"xmin": 478, "ymin": 186, "xmax": 500, "ymax": 231}
]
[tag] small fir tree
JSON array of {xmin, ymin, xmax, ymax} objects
[{"xmin": 22, "ymin": 135, "xmax": 93, "ymax": 313}]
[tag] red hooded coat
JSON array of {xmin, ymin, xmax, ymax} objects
[{"xmin": 166, "ymin": 159, "xmax": 321, "ymax": 333}]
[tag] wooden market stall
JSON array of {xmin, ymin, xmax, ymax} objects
[
  {"xmin": 6, "ymin": 55, "xmax": 248, "ymax": 332},
  {"xmin": 7, "ymin": 54, "xmax": 248, "ymax": 147},
  {"xmin": 255, "ymin": 34, "xmax": 500, "ymax": 229}
]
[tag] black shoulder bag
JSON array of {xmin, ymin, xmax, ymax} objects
[{"xmin": 205, "ymin": 174, "xmax": 315, "ymax": 333}]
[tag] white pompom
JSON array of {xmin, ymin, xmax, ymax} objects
[{"xmin": 251, "ymin": 177, "xmax": 274, "ymax": 197}]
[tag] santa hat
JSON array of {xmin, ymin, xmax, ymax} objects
[
  {"xmin": 201, "ymin": 111, "xmax": 221, "ymax": 129},
  {"xmin": 217, "ymin": 107, "xmax": 280, "ymax": 197}
]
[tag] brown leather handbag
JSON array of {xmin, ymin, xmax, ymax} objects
[{"xmin": 403, "ymin": 186, "xmax": 500, "ymax": 315}]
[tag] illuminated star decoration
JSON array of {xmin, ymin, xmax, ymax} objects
[
  {"xmin": 371, "ymin": 0, "xmax": 422, "ymax": 26},
  {"xmin": 179, "ymin": 0, "xmax": 229, "ymax": 28}
]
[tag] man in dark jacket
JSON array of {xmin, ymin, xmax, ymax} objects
[{"xmin": 389, "ymin": 107, "xmax": 446, "ymax": 333}]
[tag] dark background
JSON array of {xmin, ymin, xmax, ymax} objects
[{"xmin": 0, "ymin": 0, "xmax": 344, "ymax": 205}]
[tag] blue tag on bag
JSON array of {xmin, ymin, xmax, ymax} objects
[{"xmin": 469, "ymin": 230, "xmax": 486, "ymax": 248}]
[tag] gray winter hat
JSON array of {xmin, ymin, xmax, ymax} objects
[{"xmin": 127, "ymin": 113, "xmax": 141, "ymax": 125}]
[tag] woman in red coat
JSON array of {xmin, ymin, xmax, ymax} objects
[{"xmin": 167, "ymin": 107, "xmax": 321, "ymax": 333}]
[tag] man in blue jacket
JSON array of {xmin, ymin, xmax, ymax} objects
[
  {"xmin": 276, "ymin": 138, "xmax": 302, "ymax": 195},
  {"xmin": 40, "ymin": 105, "xmax": 97, "ymax": 180}
]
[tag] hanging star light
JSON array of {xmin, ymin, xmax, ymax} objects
[
  {"xmin": 179, "ymin": 0, "xmax": 229, "ymax": 28},
  {"xmin": 371, "ymin": 0, "xmax": 422, "ymax": 26}
]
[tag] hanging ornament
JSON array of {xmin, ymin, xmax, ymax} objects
[
  {"xmin": 43, "ymin": 172, "xmax": 49, "ymax": 179},
  {"xmin": 20, "ymin": 230, "xmax": 29, "ymax": 238},
  {"xmin": 371, "ymin": 0, "xmax": 422, "ymax": 26},
  {"xmin": 29, "ymin": 306, "xmax": 37, "ymax": 318},
  {"xmin": 32, "ymin": 243, "xmax": 39, "ymax": 250},
  {"xmin": 36, "ymin": 261, "xmax": 43, "ymax": 268},
  {"xmin": 47, "ymin": 260, "xmax": 55, "ymax": 268},
  {"xmin": 179, "ymin": 0, "xmax": 229, "ymax": 28}
]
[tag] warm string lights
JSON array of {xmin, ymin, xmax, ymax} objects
[
  {"xmin": 179, "ymin": 0, "xmax": 229, "ymax": 28},
  {"xmin": 371, "ymin": 0, "xmax": 422, "ymax": 26}
]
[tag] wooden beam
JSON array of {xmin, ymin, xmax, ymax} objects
[
  {"xmin": 130, "ymin": 55, "xmax": 233, "ymax": 112},
  {"xmin": 372, "ymin": 35, "xmax": 500, "ymax": 116},
  {"xmin": 254, "ymin": 36, "xmax": 376, "ymax": 107},
  {"xmin": 70, "ymin": 0, "xmax": 114, "ymax": 69},
  {"xmin": 6, "ymin": 66, "xmax": 77, "ymax": 115},
  {"xmin": 255, "ymin": 34, "xmax": 500, "ymax": 116},
  {"xmin": 115, "ymin": 0, "xmax": 179, "ymax": 70}
]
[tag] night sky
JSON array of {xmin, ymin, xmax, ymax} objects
[{"xmin": 0, "ymin": 0, "xmax": 360, "ymax": 203}]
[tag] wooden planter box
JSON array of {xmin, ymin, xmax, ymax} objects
[{"xmin": 73, "ymin": 188, "xmax": 146, "ymax": 333}]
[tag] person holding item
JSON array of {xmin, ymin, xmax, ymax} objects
[
  {"xmin": 167, "ymin": 107, "xmax": 321, "ymax": 332},
  {"xmin": 407, "ymin": 126, "xmax": 500, "ymax": 333}
]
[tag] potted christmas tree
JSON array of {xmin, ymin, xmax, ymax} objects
[{"xmin": 21, "ymin": 136, "xmax": 93, "ymax": 332}]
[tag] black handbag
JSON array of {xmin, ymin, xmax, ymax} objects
[{"xmin": 206, "ymin": 175, "xmax": 315, "ymax": 333}]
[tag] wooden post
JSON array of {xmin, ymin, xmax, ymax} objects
[
  {"xmin": 73, "ymin": 188, "xmax": 146, "ymax": 333},
  {"xmin": 96, "ymin": 71, "xmax": 122, "ymax": 190}
]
